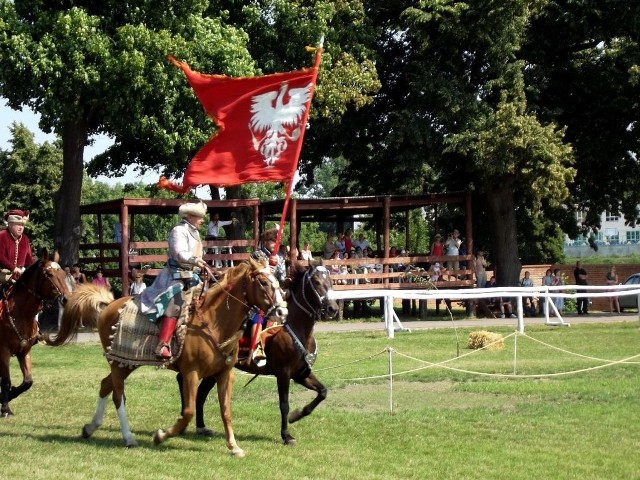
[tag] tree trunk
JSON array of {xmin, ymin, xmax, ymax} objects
[
  {"xmin": 55, "ymin": 118, "xmax": 87, "ymax": 267},
  {"xmin": 484, "ymin": 182, "xmax": 521, "ymax": 287}
]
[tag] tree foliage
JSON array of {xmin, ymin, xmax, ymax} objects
[
  {"xmin": 0, "ymin": 122, "xmax": 62, "ymax": 253},
  {"xmin": 0, "ymin": 0, "xmax": 379, "ymax": 265}
]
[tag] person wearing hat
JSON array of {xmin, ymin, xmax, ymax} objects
[
  {"xmin": 0, "ymin": 209, "xmax": 34, "ymax": 282},
  {"xmin": 430, "ymin": 233, "xmax": 444, "ymax": 257},
  {"xmin": 140, "ymin": 200, "xmax": 208, "ymax": 359}
]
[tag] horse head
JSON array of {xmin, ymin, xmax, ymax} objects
[
  {"xmin": 242, "ymin": 257, "xmax": 288, "ymax": 321},
  {"xmin": 18, "ymin": 253, "xmax": 70, "ymax": 307},
  {"xmin": 288, "ymin": 259, "xmax": 339, "ymax": 320}
]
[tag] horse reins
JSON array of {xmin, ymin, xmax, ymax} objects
[
  {"xmin": 192, "ymin": 263, "xmax": 285, "ymax": 361},
  {"xmin": 1, "ymin": 298, "xmax": 39, "ymax": 349},
  {"xmin": 290, "ymin": 266, "xmax": 330, "ymax": 321},
  {"xmin": 1, "ymin": 262, "xmax": 63, "ymax": 349},
  {"xmin": 285, "ymin": 266, "xmax": 332, "ymax": 367}
]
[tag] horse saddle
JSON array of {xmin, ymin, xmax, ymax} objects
[{"xmin": 104, "ymin": 296, "xmax": 190, "ymax": 368}]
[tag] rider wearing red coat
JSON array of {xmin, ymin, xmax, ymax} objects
[{"xmin": 0, "ymin": 209, "xmax": 34, "ymax": 281}]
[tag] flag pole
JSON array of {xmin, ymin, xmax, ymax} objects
[{"xmin": 272, "ymin": 37, "xmax": 324, "ymax": 260}]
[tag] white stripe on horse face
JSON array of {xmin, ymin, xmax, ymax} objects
[{"xmin": 260, "ymin": 267, "xmax": 285, "ymax": 306}]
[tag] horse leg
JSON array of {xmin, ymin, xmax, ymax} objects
[
  {"xmin": 216, "ymin": 368, "xmax": 244, "ymax": 457},
  {"xmin": 110, "ymin": 366, "xmax": 137, "ymax": 447},
  {"xmin": 154, "ymin": 370, "xmax": 197, "ymax": 446},
  {"xmin": 0, "ymin": 352, "xmax": 13, "ymax": 418},
  {"xmin": 8, "ymin": 352, "xmax": 34, "ymax": 402},
  {"xmin": 82, "ymin": 374, "xmax": 114, "ymax": 439},
  {"xmin": 276, "ymin": 374, "xmax": 295, "ymax": 445},
  {"xmin": 176, "ymin": 373, "xmax": 216, "ymax": 437},
  {"xmin": 288, "ymin": 372, "xmax": 327, "ymax": 425}
]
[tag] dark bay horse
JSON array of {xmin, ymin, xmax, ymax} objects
[
  {"xmin": 45, "ymin": 259, "xmax": 287, "ymax": 455},
  {"xmin": 180, "ymin": 260, "xmax": 338, "ymax": 444},
  {"xmin": 0, "ymin": 255, "xmax": 69, "ymax": 417}
]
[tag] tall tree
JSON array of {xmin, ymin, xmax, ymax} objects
[
  {"xmin": 522, "ymin": 1, "xmax": 640, "ymax": 233},
  {"xmin": 317, "ymin": 1, "xmax": 577, "ymax": 284},
  {"xmin": 0, "ymin": 1, "xmax": 378, "ymax": 265},
  {"xmin": 0, "ymin": 1, "xmax": 255, "ymax": 264}
]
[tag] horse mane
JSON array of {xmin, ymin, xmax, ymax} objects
[
  {"xmin": 286, "ymin": 258, "xmax": 323, "ymax": 291},
  {"xmin": 18, "ymin": 259, "xmax": 43, "ymax": 284},
  {"xmin": 201, "ymin": 259, "xmax": 258, "ymax": 312},
  {"xmin": 44, "ymin": 283, "xmax": 114, "ymax": 346}
]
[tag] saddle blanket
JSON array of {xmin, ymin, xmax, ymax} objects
[{"xmin": 104, "ymin": 288, "xmax": 198, "ymax": 368}]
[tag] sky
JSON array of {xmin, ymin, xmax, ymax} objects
[{"xmin": 0, "ymin": 98, "xmax": 165, "ymax": 187}]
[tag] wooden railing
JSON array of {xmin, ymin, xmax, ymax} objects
[{"xmin": 325, "ymin": 254, "xmax": 476, "ymax": 291}]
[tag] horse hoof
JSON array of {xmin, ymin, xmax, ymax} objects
[
  {"xmin": 81, "ymin": 425, "xmax": 93, "ymax": 438},
  {"xmin": 153, "ymin": 429, "xmax": 165, "ymax": 445},
  {"xmin": 229, "ymin": 446, "xmax": 245, "ymax": 458},
  {"xmin": 283, "ymin": 436, "xmax": 297, "ymax": 446},
  {"xmin": 196, "ymin": 426, "xmax": 215, "ymax": 438},
  {"xmin": 124, "ymin": 439, "xmax": 138, "ymax": 448},
  {"xmin": 0, "ymin": 411, "xmax": 14, "ymax": 419}
]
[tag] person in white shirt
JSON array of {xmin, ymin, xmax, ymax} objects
[
  {"xmin": 129, "ymin": 268, "xmax": 147, "ymax": 295},
  {"xmin": 206, "ymin": 212, "xmax": 233, "ymax": 267},
  {"xmin": 300, "ymin": 241, "xmax": 313, "ymax": 261},
  {"xmin": 352, "ymin": 233, "xmax": 369, "ymax": 252}
]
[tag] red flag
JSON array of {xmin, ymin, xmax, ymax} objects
[{"xmin": 167, "ymin": 56, "xmax": 318, "ymax": 188}]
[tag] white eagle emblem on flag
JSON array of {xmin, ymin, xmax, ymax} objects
[{"xmin": 249, "ymin": 82, "xmax": 313, "ymax": 167}]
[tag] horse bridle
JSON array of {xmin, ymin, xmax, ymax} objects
[
  {"xmin": 194, "ymin": 263, "xmax": 287, "ymax": 361},
  {"xmin": 20, "ymin": 261, "xmax": 66, "ymax": 305},
  {"xmin": 2, "ymin": 261, "xmax": 65, "ymax": 349},
  {"xmin": 249, "ymin": 266, "xmax": 287, "ymax": 319},
  {"xmin": 290, "ymin": 265, "xmax": 332, "ymax": 321}
]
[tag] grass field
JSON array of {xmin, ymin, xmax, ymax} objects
[{"xmin": 1, "ymin": 322, "xmax": 639, "ymax": 480}]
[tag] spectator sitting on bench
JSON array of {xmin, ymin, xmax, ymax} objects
[
  {"xmin": 519, "ymin": 271, "xmax": 536, "ymax": 316},
  {"xmin": 427, "ymin": 262, "xmax": 444, "ymax": 282},
  {"xmin": 485, "ymin": 275, "xmax": 516, "ymax": 318}
]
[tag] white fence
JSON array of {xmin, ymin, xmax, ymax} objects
[{"xmin": 328, "ymin": 284, "xmax": 640, "ymax": 338}]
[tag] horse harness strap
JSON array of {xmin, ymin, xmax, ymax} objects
[
  {"xmin": 1, "ymin": 298, "xmax": 39, "ymax": 349},
  {"xmin": 284, "ymin": 322, "xmax": 317, "ymax": 367}
]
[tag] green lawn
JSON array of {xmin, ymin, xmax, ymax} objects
[{"xmin": 1, "ymin": 322, "xmax": 639, "ymax": 479}]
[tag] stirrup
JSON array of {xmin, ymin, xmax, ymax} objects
[
  {"xmin": 155, "ymin": 343, "xmax": 172, "ymax": 359},
  {"xmin": 252, "ymin": 346, "xmax": 267, "ymax": 367}
]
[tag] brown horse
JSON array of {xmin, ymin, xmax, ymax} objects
[
  {"xmin": 179, "ymin": 260, "xmax": 338, "ymax": 444},
  {"xmin": 45, "ymin": 258, "xmax": 287, "ymax": 455},
  {"xmin": 0, "ymin": 254, "xmax": 70, "ymax": 417}
]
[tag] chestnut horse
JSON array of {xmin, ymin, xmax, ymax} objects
[
  {"xmin": 179, "ymin": 260, "xmax": 338, "ymax": 444},
  {"xmin": 45, "ymin": 259, "xmax": 287, "ymax": 456},
  {"xmin": 0, "ymin": 255, "xmax": 69, "ymax": 417}
]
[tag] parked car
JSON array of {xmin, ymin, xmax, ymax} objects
[{"xmin": 618, "ymin": 273, "xmax": 640, "ymax": 311}]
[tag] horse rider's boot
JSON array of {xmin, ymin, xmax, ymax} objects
[
  {"xmin": 253, "ymin": 342, "xmax": 267, "ymax": 368},
  {"xmin": 244, "ymin": 322, "xmax": 265, "ymax": 366},
  {"xmin": 155, "ymin": 316, "xmax": 178, "ymax": 359}
]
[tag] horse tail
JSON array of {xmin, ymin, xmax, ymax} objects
[{"xmin": 42, "ymin": 284, "xmax": 114, "ymax": 346}]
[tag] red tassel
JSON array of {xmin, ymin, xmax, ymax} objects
[{"xmin": 157, "ymin": 176, "xmax": 190, "ymax": 194}]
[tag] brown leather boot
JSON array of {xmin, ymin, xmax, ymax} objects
[{"xmin": 155, "ymin": 316, "xmax": 178, "ymax": 359}]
